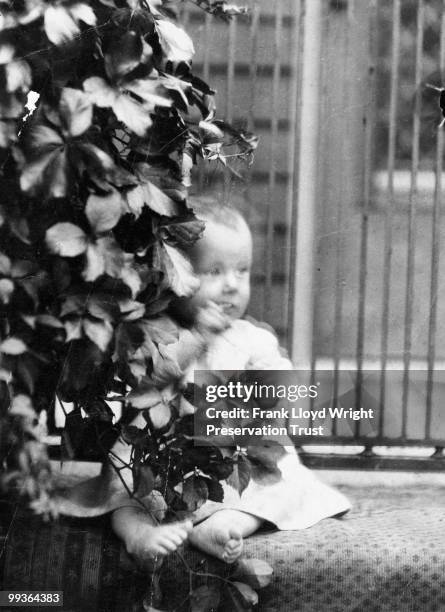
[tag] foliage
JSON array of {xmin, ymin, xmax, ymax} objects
[
  {"xmin": 189, "ymin": 557, "xmax": 273, "ymax": 611},
  {"xmin": 143, "ymin": 556, "xmax": 273, "ymax": 611},
  {"xmin": 0, "ymin": 0, "xmax": 261, "ymax": 518}
]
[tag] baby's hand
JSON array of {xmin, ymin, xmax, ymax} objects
[{"xmin": 195, "ymin": 301, "xmax": 231, "ymax": 334}]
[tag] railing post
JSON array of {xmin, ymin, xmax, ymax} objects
[{"xmin": 290, "ymin": 0, "xmax": 323, "ymax": 369}]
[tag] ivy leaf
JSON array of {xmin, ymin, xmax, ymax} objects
[
  {"xmin": 84, "ymin": 76, "xmax": 170, "ymax": 137},
  {"xmin": 9, "ymin": 219, "xmax": 31, "ymax": 245},
  {"xmin": 120, "ymin": 264, "xmax": 142, "ymax": 298},
  {"xmin": 64, "ymin": 318, "xmax": 83, "ymax": 342},
  {"xmin": 0, "ymin": 278, "xmax": 14, "ymax": 304},
  {"xmin": 159, "ymin": 243, "xmax": 200, "ymax": 297},
  {"xmin": 57, "ymin": 340, "xmax": 103, "ymax": 401},
  {"xmin": 198, "ymin": 120, "xmax": 224, "ymax": 143},
  {"xmin": 206, "ymin": 478, "xmax": 224, "ymax": 503},
  {"xmin": 0, "ymin": 120, "xmax": 18, "ymax": 147},
  {"xmin": 86, "ymin": 190, "xmax": 124, "ymax": 233},
  {"xmin": 146, "ymin": 401, "xmax": 173, "ymax": 430},
  {"xmin": 113, "ymin": 320, "xmax": 145, "ymax": 362},
  {"xmin": 127, "ymin": 168, "xmax": 180, "ymax": 218},
  {"xmin": 232, "ymin": 559, "xmax": 273, "ymax": 590},
  {"xmin": 158, "ymin": 214, "xmax": 205, "ymax": 247},
  {"xmin": 134, "ymin": 465, "xmax": 155, "ymax": 497},
  {"xmin": 226, "ymin": 454, "xmax": 251, "ymax": 495},
  {"xmin": 158, "ymin": 74, "xmax": 190, "ymax": 108},
  {"xmin": 140, "ymin": 317, "xmax": 179, "ymax": 346},
  {"xmin": 11, "ymin": 259, "xmax": 36, "ymax": 279},
  {"xmin": 125, "ymin": 78, "xmax": 172, "ymax": 109},
  {"xmin": 60, "ymin": 294, "xmax": 85, "ymax": 317},
  {"xmin": 83, "ymin": 237, "xmax": 141, "ymax": 296},
  {"xmin": 104, "ymin": 31, "xmax": 143, "ymax": 81},
  {"xmin": 126, "ymin": 385, "xmax": 163, "ymax": 409},
  {"xmin": 5, "ymin": 60, "xmax": 32, "ymax": 94},
  {"xmin": 0, "ymin": 337, "xmax": 27, "ymax": 355},
  {"xmin": 221, "ymin": 584, "xmax": 251, "ymax": 612},
  {"xmin": 231, "ymin": 582, "xmax": 258, "ymax": 607},
  {"xmin": 155, "ymin": 19, "xmax": 195, "ymax": 63},
  {"xmin": 79, "ymin": 142, "xmax": 137, "ymax": 188},
  {"xmin": 59, "ymin": 87, "xmax": 92, "ymax": 137},
  {"xmin": 87, "ymin": 296, "xmax": 120, "ymax": 322},
  {"xmin": 190, "ymin": 585, "xmax": 221, "ymax": 612},
  {"xmin": 182, "ymin": 475, "xmax": 208, "ymax": 511},
  {"xmin": 17, "ymin": 271, "xmax": 48, "ymax": 307},
  {"xmin": 83, "ymin": 318, "xmax": 113, "ymax": 352},
  {"xmin": 120, "ymin": 425, "xmax": 148, "ymax": 446},
  {"xmin": 20, "ymin": 147, "xmax": 68, "ymax": 197},
  {"xmin": 151, "ymin": 344, "xmax": 182, "ymax": 386},
  {"xmin": 127, "ymin": 356, "xmax": 147, "ymax": 381},
  {"xmin": 9, "ymin": 394, "xmax": 36, "ymax": 420},
  {"xmin": 83, "ymin": 243, "xmax": 105, "ymax": 281},
  {"xmin": 36, "ymin": 314, "xmax": 64, "ymax": 328},
  {"xmin": 0, "ymin": 368, "xmax": 11, "ymax": 384},
  {"xmin": 84, "ymin": 76, "xmax": 153, "ymax": 136},
  {"xmin": 134, "ymin": 164, "xmax": 187, "ymax": 202},
  {"xmin": 16, "ymin": 356, "xmax": 40, "ymax": 395},
  {"xmin": 44, "ymin": 4, "xmax": 96, "ymax": 45},
  {"xmin": 0, "ymin": 253, "xmax": 11, "ymax": 274},
  {"xmin": 46, "ymin": 223, "xmax": 87, "ymax": 257},
  {"xmin": 119, "ymin": 299, "xmax": 146, "ymax": 321}
]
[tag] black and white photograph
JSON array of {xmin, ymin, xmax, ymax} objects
[{"xmin": 1, "ymin": 0, "xmax": 445, "ymax": 610}]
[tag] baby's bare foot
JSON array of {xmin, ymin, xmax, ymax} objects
[
  {"xmin": 189, "ymin": 521, "xmax": 243, "ymax": 563},
  {"xmin": 129, "ymin": 520, "xmax": 193, "ymax": 562}
]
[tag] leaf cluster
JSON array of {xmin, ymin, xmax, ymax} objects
[
  {"xmin": 0, "ymin": 0, "xmax": 257, "ymax": 514},
  {"xmin": 168, "ymin": 557, "xmax": 273, "ymax": 612}
]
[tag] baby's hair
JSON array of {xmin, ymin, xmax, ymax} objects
[
  {"xmin": 170, "ymin": 194, "xmax": 251, "ymax": 326},
  {"xmin": 188, "ymin": 195, "xmax": 247, "ymax": 230}
]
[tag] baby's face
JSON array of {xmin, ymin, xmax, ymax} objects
[{"xmin": 188, "ymin": 218, "xmax": 252, "ymax": 322}]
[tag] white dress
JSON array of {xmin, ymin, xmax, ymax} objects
[{"xmin": 183, "ymin": 319, "xmax": 351, "ymax": 530}]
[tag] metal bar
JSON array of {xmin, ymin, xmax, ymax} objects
[
  {"xmin": 202, "ymin": 12, "xmax": 212, "ymax": 84},
  {"xmin": 289, "ymin": 435, "xmax": 445, "ymax": 446},
  {"xmin": 357, "ymin": 0, "xmax": 378, "ymax": 432},
  {"xmin": 244, "ymin": 0, "xmax": 260, "ymax": 227},
  {"xmin": 197, "ymin": 11, "xmax": 213, "ymax": 192},
  {"xmin": 225, "ymin": 19, "xmax": 236, "ymax": 122},
  {"xmin": 264, "ymin": 0, "xmax": 283, "ymax": 316},
  {"xmin": 248, "ymin": 0, "xmax": 260, "ymax": 133},
  {"xmin": 332, "ymin": 1, "xmax": 355, "ymax": 435},
  {"xmin": 426, "ymin": 0, "xmax": 445, "ymax": 438},
  {"xmin": 180, "ymin": 1, "xmax": 191, "ymax": 28},
  {"xmin": 290, "ymin": 0, "xmax": 323, "ymax": 368},
  {"xmin": 283, "ymin": 0, "xmax": 301, "ymax": 343},
  {"xmin": 401, "ymin": 0, "xmax": 424, "ymax": 438},
  {"xmin": 299, "ymin": 453, "xmax": 445, "ymax": 472},
  {"xmin": 222, "ymin": 17, "xmax": 237, "ymax": 198},
  {"xmin": 379, "ymin": 0, "xmax": 401, "ymax": 431}
]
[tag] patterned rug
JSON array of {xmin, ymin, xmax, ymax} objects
[{"xmin": 1, "ymin": 485, "xmax": 445, "ymax": 611}]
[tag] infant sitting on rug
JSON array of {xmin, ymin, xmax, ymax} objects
[{"xmin": 110, "ymin": 198, "xmax": 350, "ymax": 566}]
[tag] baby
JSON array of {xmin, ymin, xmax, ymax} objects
[
  {"xmin": 111, "ymin": 200, "xmax": 263, "ymax": 565},
  {"xmin": 111, "ymin": 198, "xmax": 350, "ymax": 567}
]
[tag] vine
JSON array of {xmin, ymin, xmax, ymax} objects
[{"xmin": 0, "ymin": 0, "xmax": 279, "ymax": 608}]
